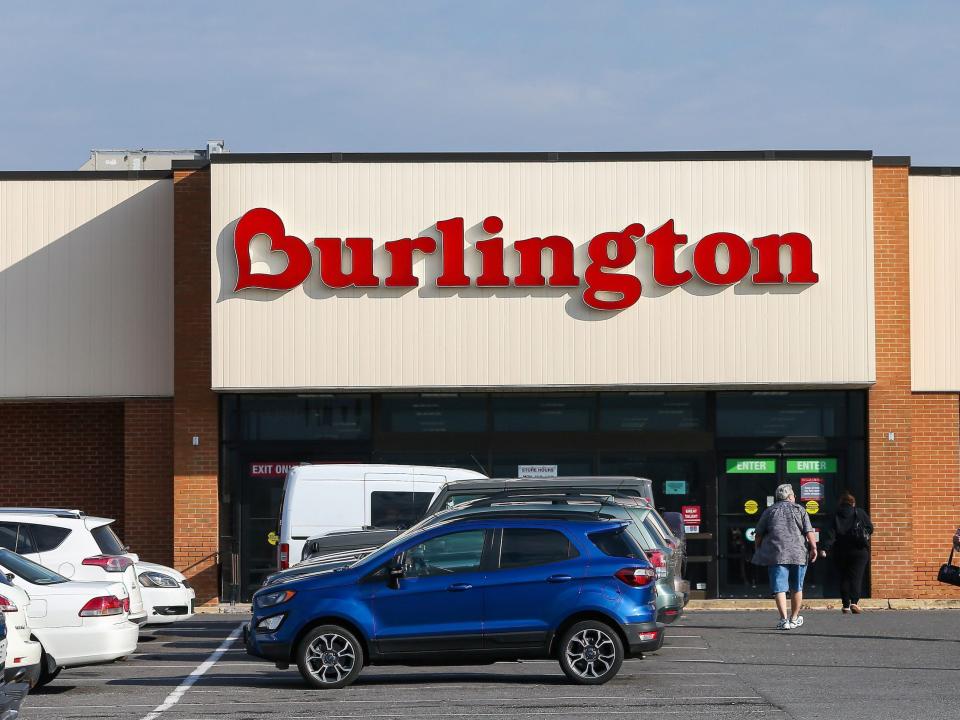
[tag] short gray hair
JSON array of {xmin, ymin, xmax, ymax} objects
[{"xmin": 775, "ymin": 483, "xmax": 795, "ymax": 501}]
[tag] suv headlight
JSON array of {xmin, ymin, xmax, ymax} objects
[
  {"xmin": 139, "ymin": 571, "xmax": 180, "ymax": 588},
  {"xmin": 255, "ymin": 589, "xmax": 296, "ymax": 608}
]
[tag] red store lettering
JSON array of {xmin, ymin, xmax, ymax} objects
[{"xmin": 233, "ymin": 208, "xmax": 819, "ymax": 310}]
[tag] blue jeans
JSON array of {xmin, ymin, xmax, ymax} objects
[{"xmin": 768, "ymin": 564, "xmax": 807, "ymax": 594}]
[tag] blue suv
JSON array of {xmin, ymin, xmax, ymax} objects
[{"xmin": 246, "ymin": 516, "xmax": 663, "ymax": 688}]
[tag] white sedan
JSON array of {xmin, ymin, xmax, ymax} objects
[
  {"xmin": 135, "ymin": 561, "xmax": 195, "ymax": 625},
  {"xmin": 0, "ymin": 574, "xmax": 42, "ymax": 687},
  {"xmin": 0, "ymin": 549, "xmax": 139, "ymax": 686}
]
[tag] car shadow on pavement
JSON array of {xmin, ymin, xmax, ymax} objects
[
  {"xmin": 104, "ymin": 671, "xmax": 570, "ymax": 689},
  {"xmin": 27, "ymin": 685, "xmax": 78, "ymax": 695}
]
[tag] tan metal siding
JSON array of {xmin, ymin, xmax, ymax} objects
[
  {"xmin": 0, "ymin": 178, "xmax": 173, "ymax": 397},
  {"xmin": 211, "ymin": 160, "xmax": 875, "ymax": 390},
  {"xmin": 910, "ymin": 175, "xmax": 960, "ymax": 391}
]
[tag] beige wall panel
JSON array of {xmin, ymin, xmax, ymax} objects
[
  {"xmin": 910, "ymin": 175, "xmax": 960, "ymax": 391},
  {"xmin": 212, "ymin": 160, "xmax": 875, "ymax": 390},
  {"xmin": 0, "ymin": 178, "xmax": 173, "ymax": 397}
]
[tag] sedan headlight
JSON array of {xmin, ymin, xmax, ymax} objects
[
  {"xmin": 254, "ymin": 589, "xmax": 296, "ymax": 608},
  {"xmin": 139, "ymin": 571, "xmax": 180, "ymax": 588}
]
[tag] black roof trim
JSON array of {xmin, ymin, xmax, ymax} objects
[
  {"xmin": 210, "ymin": 150, "xmax": 872, "ymax": 165},
  {"xmin": 910, "ymin": 166, "xmax": 960, "ymax": 176},
  {"xmin": 873, "ymin": 156, "xmax": 911, "ymax": 167},
  {"xmin": 171, "ymin": 159, "xmax": 211, "ymax": 170},
  {"xmin": 0, "ymin": 170, "xmax": 172, "ymax": 181}
]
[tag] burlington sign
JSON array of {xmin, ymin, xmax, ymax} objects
[{"xmin": 234, "ymin": 207, "xmax": 819, "ymax": 311}]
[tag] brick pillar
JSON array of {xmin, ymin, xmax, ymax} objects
[
  {"xmin": 869, "ymin": 163, "xmax": 913, "ymax": 597},
  {"xmin": 173, "ymin": 166, "xmax": 220, "ymax": 604},
  {"xmin": 123, "ymin": 398, "xmax": 173, "ymax": 566},
  {"xmin": 870, "ymin": 161, "xmax": 960, "ymax": 599},
  {"xmin": 910, "ymin": 395, "xmax": 960, "ymax": 597}
]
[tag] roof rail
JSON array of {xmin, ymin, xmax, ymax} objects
[
  {"xmin": 439, "ymin": 506, "xmax": 620, "ymax": 524},
  {"xmin": 0, "ymin": 508, "xmax": 84, "ymax": 519},
  {"xmin": 465, "ymin": 492, "xmax": 617, "ymax": 507}
]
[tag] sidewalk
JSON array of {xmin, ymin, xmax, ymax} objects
[{"xmin": 196, "ymin": 598, "xmax": 960, "ymax": 614}]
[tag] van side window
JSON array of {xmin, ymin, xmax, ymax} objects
[
  {"xmin": 499, "ymin": 529, "xmax": 577, "ymax": 569},
  {"xmin": 370, "ymin": 492, "xmax": 433, "ymax": 529}
]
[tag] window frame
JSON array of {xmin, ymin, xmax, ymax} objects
[
  {"xmin": 493, "ymin": 527, "xmax": 579, "ymax": 571},
  {"xmin": 366, "ymin": 528, "xmax": 495, "ymax": 582}
]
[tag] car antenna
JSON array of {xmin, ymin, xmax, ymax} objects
[{"xmin": 469, "ymin": 453, "xmax": 487, "ymax": 475}]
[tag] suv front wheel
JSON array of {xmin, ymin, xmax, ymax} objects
[
  {"xmin": 558, "ymin": 620, "xmax": 624, "ymax": 685},
  {"xmin": 295, "ymin": 625, "xmax": 364, "ymax": 689}
]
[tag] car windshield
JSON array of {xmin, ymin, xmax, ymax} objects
[
  {"xmin": 442, "ymin": 493, "xmax": 487, "ymax": 509},
  {"xmin": 0, "ymin": 548, "xmax": 68, "ymax": 585}
]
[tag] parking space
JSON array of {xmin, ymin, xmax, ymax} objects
[{"xmin": 19, "ymin": 611, "xmax": 960, "ymax": 720}]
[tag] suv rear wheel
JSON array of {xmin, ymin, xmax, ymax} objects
[
  {"xmin": 295, "ymin": 625, "xmax": 364, "ymax": 689},
  {"xmin": 558, "ymin": 620, "xmax": 624, "ymax": 685}
]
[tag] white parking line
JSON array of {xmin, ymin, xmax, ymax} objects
[
  {"xmin": 659, "ymin": 646, "xmax": 711, "ymax": 650},
  {"xmin": 138, "ymin": 623, "xmax": 243, "ymax": 720},
  {"xmin": 662, "ymin": 634, "xmax": 703, "ymax": 638}
]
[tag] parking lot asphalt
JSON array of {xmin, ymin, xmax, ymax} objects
[{"xmin": 19, "ymin": 610, "xmax": 959, "ymax": 720}]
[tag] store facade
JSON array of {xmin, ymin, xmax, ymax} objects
[{"xmin": 1, "ymin": 152, "xmax": 958, "ymax": 604}]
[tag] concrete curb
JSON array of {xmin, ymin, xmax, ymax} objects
[{"xmin": 685, "ymin": 598, "xmax": 960, "ymax": 611}]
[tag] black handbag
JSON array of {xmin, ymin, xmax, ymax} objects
[{"xmin": 937, "ymin": 549, "xmax": 960, "ymax": 587}]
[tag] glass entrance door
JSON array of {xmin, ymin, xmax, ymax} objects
[{"xmin": 717, "ymin": 454, "xmax": 842, "ymax": 598}]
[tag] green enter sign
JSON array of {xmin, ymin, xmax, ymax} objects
[
  {"xmin": 726, "ymin": 458, "xmax": 776, "ymax": 474},
  {"xmin": 787, "ymin": 458, "xmax": 837, "ymax": 474}
]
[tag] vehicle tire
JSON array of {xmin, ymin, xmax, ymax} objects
[
  {"xmin": 295, "ymin": 624, "xmax": 364, "ymax": 689},
  {"xmin": 558, "ymin": 620, "xmax": 624, "ymax": 685},
  {"xmin": 35, "ymin": 654, "xmax": 62, "ymax": 688}
]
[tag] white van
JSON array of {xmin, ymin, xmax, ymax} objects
[{"xmin": 277, "ymin": 464, "xmax": 486, "ymax": 569}]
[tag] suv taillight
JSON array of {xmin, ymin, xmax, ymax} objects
[
  {"xmin": 615, "ymin": 567, "xmax": 656, "ymax": 587},
  {"xmin": 647, "ymin": 550, "xmax": 668, "ymax": 578},
  {"xmin": 279, "ymin": 543, "xmax": 290, "ymax": 571},
  {"xmin": 0, "ymin": 594, "xmax": 18, "ymax": 612},
  {"xmin": 82, "ymin": 555, "xmax": 133, "ymax": 573},
  {"xmin": 79, "ymin": 595, "xmax": 124, "ymax": 617}
]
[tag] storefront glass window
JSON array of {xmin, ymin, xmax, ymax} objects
[
  {"xmin": 715, "ymin": 392, "xmax": 846, "ymax": 437},
  {"xmin": 241, "ymin": 395, "xmax": 371, "ymax": 440},
  {"xmin": 491, "ymin": 454, "xmax": 593, "ymax": 478},
  {"xmin": 380, "ymin": 394, "xmax": 486, "ymax": 432},
  {"xmin": 598, "ymin": 392, "xmax": 706, "ymax": 431},
  {"xmin": 492, "ymin": 395, "xmax": 593, "ymax": 432}
]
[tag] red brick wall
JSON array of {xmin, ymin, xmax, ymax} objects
[
  {"xmin": 173, "ymin": 166, "xmax": 220, "ymax": 605},
  {"xmin": 0, "ymin": 401, "xmax": 124, "ymax": 528},
  {"xmin": 910, "ymin": 394, "xmax": 960, "ymax": 597},
  {"xmin": 870, "ymin": 163, "xmax": 960, "ymax": 598},
  {"xmin": 123, "ymin": 398, "xmax": 174, "ymax": 566},
  {"xmin": 869, "ymin": 165, "xmax": 914, "ymax": 596}
]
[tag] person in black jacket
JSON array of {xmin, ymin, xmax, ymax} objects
[{"xmin": 821, "ymin": 491, "xmax": 874, "ymax": 614}]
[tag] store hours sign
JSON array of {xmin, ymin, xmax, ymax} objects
[{"xmin": 232, "ymin": 208, "xmax": 820, "ymax": 311}]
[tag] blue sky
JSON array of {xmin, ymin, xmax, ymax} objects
[{"xmin": 1, "ymin": 1, "xmax": 958, "ymax": 169}]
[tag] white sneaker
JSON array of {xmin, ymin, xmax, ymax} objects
[
  {"xmin": 776, "ymin": 618, "xmax": 794, "ymax": 630},
  {"xmin": 791, "ymin": 616, "xmax": 804, "ymax": 628}
]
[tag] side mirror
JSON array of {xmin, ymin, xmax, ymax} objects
[
  {"xmin": 387, "ymin": 556, "xmax": 405, "ymax": 589},
  {"xmin": 5, "ymin": 573, "xmax": 13, "ymax": 582}
]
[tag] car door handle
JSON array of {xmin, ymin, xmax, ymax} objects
[
  {"xmin": 546, "ymin": 574, "xmax": 574, "ymax": 583},
  {"xmin": 447, "ymin": 583, "xmax": 473, "ymax": 592}
]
